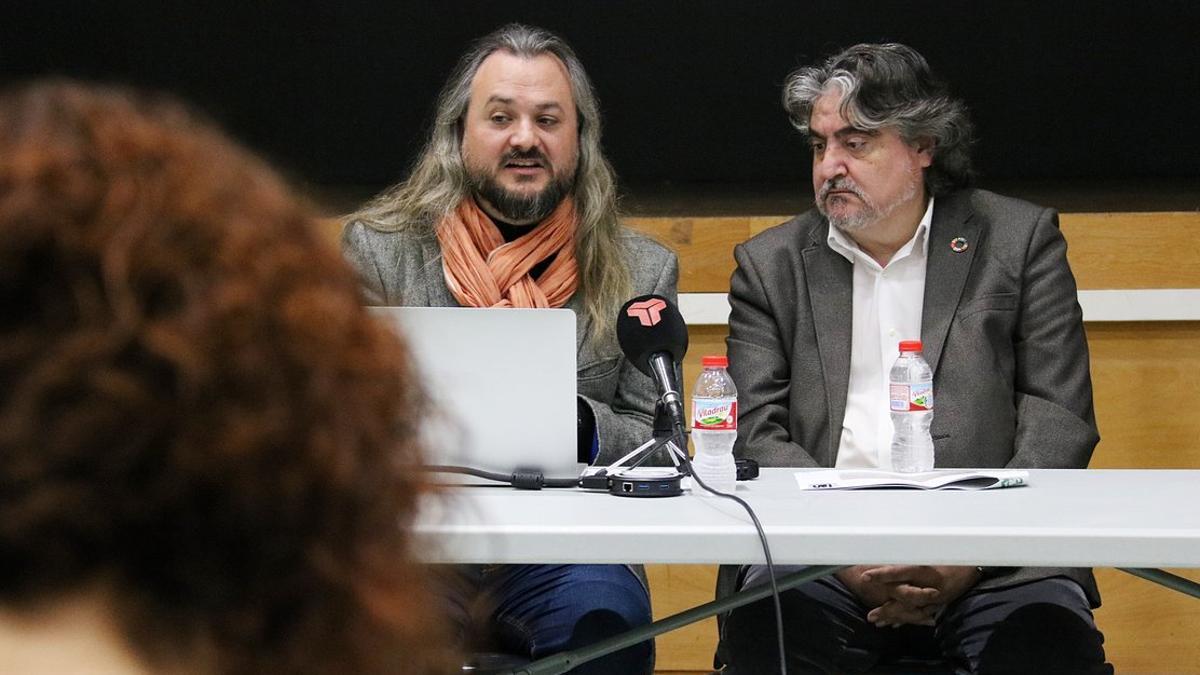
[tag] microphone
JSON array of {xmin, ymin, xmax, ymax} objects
[{"xmin": 616, "ymin": 294, "xmax": 689, "ymax": 438}]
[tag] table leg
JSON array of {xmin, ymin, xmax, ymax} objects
[{"xmin": 1118, "ymin": 567, "xmax": 1200, "ymax": 599}]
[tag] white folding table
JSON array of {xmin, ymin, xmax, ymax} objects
[{"xmin": 416, "ymin": 468, "xmax": 1200, "ymax": 673}]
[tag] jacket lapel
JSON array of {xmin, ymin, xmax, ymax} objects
[
  {"xmin": 803, "ymin": 224, "xmax": 853, "ymax": 466},
  {"xmin": 921, "ymin": 193, "xmax": 979, "ymax": 376}
]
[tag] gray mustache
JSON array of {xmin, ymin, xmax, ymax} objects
[{"xmin": 818, "ymin": 178, "xmax": 864, "ymax": 202}]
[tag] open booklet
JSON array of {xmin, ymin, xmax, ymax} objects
[{"xmin": 795, "ymin": 469, "xmax": 1029, "ymax": 491}]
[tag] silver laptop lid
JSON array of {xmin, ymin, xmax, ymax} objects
[{"xmin": 371, "ymin": 306, "xmax": 582, "ymax": 481}]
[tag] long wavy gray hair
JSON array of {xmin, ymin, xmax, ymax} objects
[
  {"xmin": 783, "ymin": 43, "xmax": 974, "ymax": 197},
  {"xmin": 349, "ymin": 23, "xmax": 630, "ymax": 336}
]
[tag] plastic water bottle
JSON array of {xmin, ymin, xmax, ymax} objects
[
  {"xmin": 889, "ymin": 340, "xmax": 935, "ymax": 473},
  {"xmin": 691, "ymin": 355, "xmax": 738, "ymax": 494}
]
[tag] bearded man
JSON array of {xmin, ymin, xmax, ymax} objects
[
  {"xmin": 719, "ymin": 43, "xmax": 1111, "ymax": 673},
  {"xmin": 342, "ymin": 24, "xmax": 672, "ymax": 674}
]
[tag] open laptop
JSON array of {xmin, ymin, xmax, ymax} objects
[{"xmin": 370, "ymin": 306, "xmax": 583, "ymax": 481}]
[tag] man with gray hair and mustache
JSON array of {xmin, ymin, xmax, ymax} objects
[
  {"xmin": 342, "ymin": 23, "xmax": 672, "ymax": 674},
  {"xmin": 720, "ymin": 44, "xmax": 1111, "ymax": 673}
]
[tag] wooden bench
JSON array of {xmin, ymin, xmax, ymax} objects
[{"xmin": 319, "ymin": 210, "xmax": 1200, "ymax": 672}]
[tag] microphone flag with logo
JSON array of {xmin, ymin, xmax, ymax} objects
[
  {"xmin": 616, "ymin": 294, "xmax": 688, "ymax": 376},
  {"xmin": 617, "ymin": 294, "xmax": 689, "ymax": 437}
]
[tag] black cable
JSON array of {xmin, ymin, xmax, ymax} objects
[
  {"xmin": 427, "ymin": 416, "xmax": 789, "ymax": 671},
  {"xmin": 421, "ymin": 464, "xmax": 580, "ymax": 489},
  {"xmin": 678, "ymin": 427, "xmax": 788, "ymax": 675}
]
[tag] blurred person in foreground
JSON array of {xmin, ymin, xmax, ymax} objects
[
  {"xmin": 0, "ymin": 81, "xmax": 455, "ymax": 674},
  {"xmin": 343, "ymin": 23, "xmax": 673, "ymax": 673}
]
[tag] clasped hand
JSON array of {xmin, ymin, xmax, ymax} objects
[{"xmin": 836, "ymin": 565, "xmax": 981, "ymax": 628}]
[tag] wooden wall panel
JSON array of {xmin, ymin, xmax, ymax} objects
[
  {"xmin": 646, "ymin": 564, "xmax": 719, "ymax": 673},
  {"xmin": 317, "ymin": 216, "xmax": 344, "ymax": 248},
  {"xmin": 1088, "ymin": 322, "xmax": 1200, "ymax": 468},
  {"xmin": 622, "ymin": 216, "xmax": 777, "ymax": 295},
  {"xmin": 1060, "ymin": 213, "xmax": 1200, "ymax": 290},
  {"xmin": 625, "ymin": 212, "xmax": 1200, "ymax": 293},
  {"xmin": 1092, "ymin": 568, "xmax": 1200, "ymax": 673}
]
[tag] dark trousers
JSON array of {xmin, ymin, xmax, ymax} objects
[
  {"xmin": 444, "ymin": 563, "xmax": 654, "ymax": 674},
  {"xmin": 721, "ymin": 569, "xmax": 1111, "ymax": 674}
]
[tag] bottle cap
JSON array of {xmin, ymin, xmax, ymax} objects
[
  {"xmin": 898, "ymin": 340, "xmax": 923, "ymax": 353},
  {"xmin": 701, "ymin": 355, "xmax": 729, "ymax": 367}
]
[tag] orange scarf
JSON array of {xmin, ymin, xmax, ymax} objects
[{"xmin": 436, "ymin": 197, "xmax": 579, "ymax": 308}]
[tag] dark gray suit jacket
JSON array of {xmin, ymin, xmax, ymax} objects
[
  {"xmin": 727, "ymin": 189, "xmax": 1100, "ymax": 604},
  {"xmin": 342, "ymin": 219, "xmax": 679, "ymax": 465}
]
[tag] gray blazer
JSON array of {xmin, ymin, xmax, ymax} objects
[
  {"xmin": 342, "ymin": 219, "xmax": 680, "ymax": 465},
  {"xmin": 727, "ymin": 188, "xmax": 1100, "ymax": 604}
]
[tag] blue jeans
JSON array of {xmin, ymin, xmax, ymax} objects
[{"xmin": 448, "ymin": 563, "xmax": 654, "ymax": 674}]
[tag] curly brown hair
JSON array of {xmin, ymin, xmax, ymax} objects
[{"xmin": 0, "ymin": 82, "xmax": 455, "ymax": 673}]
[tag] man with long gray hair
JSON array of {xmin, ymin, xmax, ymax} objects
[
  {"xmin": 343, "ymin": 23, "xmax": 671, "ymax": 673},
  {"xmin": 720, "ymin": 44, "xmax": 1111, "ymax": 672}
]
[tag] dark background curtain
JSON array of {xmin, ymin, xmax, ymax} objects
[{"xmin": 6, "ymin": 1, "xmax": 1197, "ymax": 210}]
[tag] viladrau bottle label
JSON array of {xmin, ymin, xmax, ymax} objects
[
  {"xmin": 693, "ymin": 398, "xmax": 737, "ymax": 430},
  {"xmin": 889, "ymin": 382, "xmax": 933, "ymax": 412}
]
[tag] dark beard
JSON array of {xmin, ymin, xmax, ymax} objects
[{"xmin": 467, "ymin": 168, "xmax": 574, "ymax": 223}]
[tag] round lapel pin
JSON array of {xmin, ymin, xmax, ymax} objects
[{"xmin": 950, "ymin": 237, "xmax": 969, "ymax": 253}]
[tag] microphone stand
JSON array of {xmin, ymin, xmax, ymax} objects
[{"xmin": 594, "ymin": 401, "xmax": 690, "ymax": 478}]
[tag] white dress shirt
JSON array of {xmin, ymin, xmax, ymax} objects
[{"xmin": 828, "ymin": 198, "xmax": 934, "ymax": 469}]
